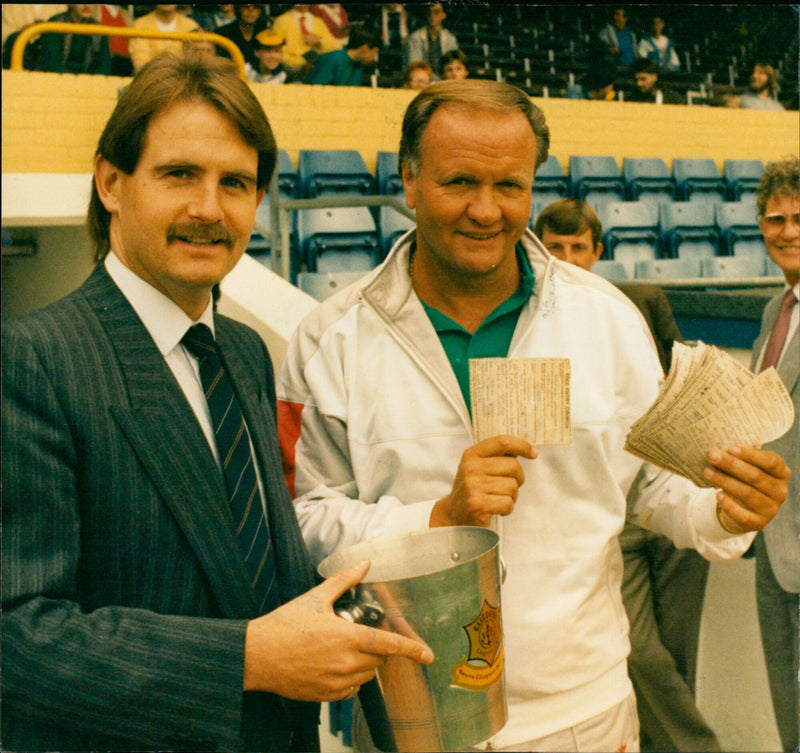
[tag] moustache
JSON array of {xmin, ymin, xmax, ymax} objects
[{"xmin": 167, "ymin": 223, "xmax": 235, "ymax": 247}]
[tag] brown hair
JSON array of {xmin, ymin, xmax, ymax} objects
[
  {"xmin": 756, "ymin": 156, "xmax": 799, "ymax": 217},
  {"xmin": 398, "ymin": 79, "xmax": 550, "ymax": 176},
  {"xmin": 440, "ymin": 49, "xmax": 469, "ymax": 76},
  {"xmin": 534, "ymin": 198, "xmax": 603, "ymax": 248},
  {"xmin": 752, "ymin": 60, "xmax": 779, "ymax": 97},
  {"xmin": 403, "ymin": 60, "xmax": 432, "ymax": 86},
  {"xmin": 88, "ymin": 53, "xmax": 277, "ymax": 262}
]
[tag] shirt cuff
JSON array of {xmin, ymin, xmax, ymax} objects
[{"xmin": 691, "ymin": 489, "xmax": 756, "ymax": 553}]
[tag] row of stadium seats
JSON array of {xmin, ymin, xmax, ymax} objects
[
  {"xmin": 247, "ymin": 151, "xmax": 774, "ymax": 291},
  {"xmin": 288, "ymin": 243, "xmax": 780, "ymax": 304},
  {"xmin": 594, "ymin": 254, "xmax": 779, "ymax": 283},
  {"xmin": 282, "ymin": 245, "xmax": 780, "ymax": 303},
  {"xmin": 272, "ymin": 149, "xmax": 765, "ymax": 206},
  {"xmin": 531, "ymin": 154, "xmax": 764, "ymax": 210}
]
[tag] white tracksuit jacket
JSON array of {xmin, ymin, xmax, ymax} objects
[{"xmin": 277, "ymin": 229, "xmax": 754, "ymax": 747}]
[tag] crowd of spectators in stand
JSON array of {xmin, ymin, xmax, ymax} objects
[{"xmin": 2, "ymin": 4, "xmax": 796, "ymax": 110}]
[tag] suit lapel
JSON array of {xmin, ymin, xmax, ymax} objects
[
  {"xmin": 82, "ymin": 265, "xmax": 257, "ymax": 617},
  {"xmin": 778, "ymin": 328, "xmax": 799, "ymax": 393}
]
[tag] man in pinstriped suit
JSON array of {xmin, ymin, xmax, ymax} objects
[
  {"xmin": 1, "ymin": 53, "xmax": 432, "ymax": 752},
  {"xmin": 750, "ymin": 156, "xmax": 799, "ymax": 753}
]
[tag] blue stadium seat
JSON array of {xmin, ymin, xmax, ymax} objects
[
  {"xmin": 598, "ymin": 201, "xmax": 661, "ymax": 277},
  {"xmin": 671, "ymin": 158, "xmax": 726, "ymax": 204},
  {"xmin": 635, "ymin": 257, "xmax": 703, "ymax": 280},
  {"xmin": 298, "ymin": 149, "xmax": 375, "ymax": 198},
  {"xmin": 376, "ymin": 151, "xmax": 404, "ymax": 196},
  {"xmin": 251, "ymin": 199, "xmax": 273, "ymax": 251},
  {"xmin": 378, "ymin": 206, "xmax": 415, "ymax": 255},
  {"xmin": 592, "ymin": 259, "xmax": 629, "ymax": 282},
  {"xmin": 659, "ymin": 202, "xmax": 719, "ymax": 259},
  {"xmin": 714, "ymin": 200, "xmax": 763, "ymax": 256},
  {"xmin": 249, "ymin": 197, "xmax": 300, "ymax": 282},
  {"xmin": 532, "ymin": 154, "xmax": 570, "ymax": 207},
  {"xmin": 296, "ymin": 206, "xmax": 381, "ymax": 272},
  {"xmin": 723, "ymin": 159, "xmax": 764, "ymax": 201},
  {"xmin": 701, "ymin": 255, "xmax": 766, "ymax": 279},
  {"xmin": 569, "ymin": 155, "xmax": 626, "ymax": 214},
  {"xmin": 277, "ymin": 149, "xmax": 301, "ymax": 199},
  {"xmin": 622, "ymin": 158, "xmax": 675, "ymax": 207},
  {"xmin": 732, "ymin": 239, "xmax": 769, "ymax": 260},
  {"xmin": 296, "ymin": 271, "xmax": 369, "ymax": 301},
  {"xmin": 609, "ymin": 244, "xmax": 659, "ymax": 280}
]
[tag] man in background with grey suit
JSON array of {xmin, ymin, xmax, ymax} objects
[
  {"xmin": 1, "ymin": 53, "xmax": 432, "ymax": 752},
  {"xmin": 750, "ymin": 156, "xmax": 799, "ymax": 753}
]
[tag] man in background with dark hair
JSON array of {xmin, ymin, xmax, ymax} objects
[
  {"xmin": 630, "ymin": 58, "xmax": 684, "ymax": 104},
  {"xmin": 740, "ymin": 61, "xmax": 785, "ymax": 111},
  {"xmin": 402, "ymin": 2, "xmax": 458, "ymax": 77},
  {"xmin": 598, "ymin": 6, "xmax": 637, "ymax": 72},
  {"xmin": 215, "ymin": 2, "xmax": 268, "ymax": 72},
  {"xmin": 305, "ymin": 25, "xmax": 379, "ymax": 86},
  {"xmin": 1, "ymin": 52, "xmax": 433, "ymax": 752}
]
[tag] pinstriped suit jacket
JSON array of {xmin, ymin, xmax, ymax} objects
[
  {"xmin": 1, "ymin": 263, "xmax": 320, "ymax": 751},
  {"xmin": 751, "ymin": 289, "xmax": 800, "ymax": 593}
]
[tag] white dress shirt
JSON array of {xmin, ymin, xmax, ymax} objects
[{"xmin": 105, "ymin": 252, "xmax": 221, "ymax": 464}]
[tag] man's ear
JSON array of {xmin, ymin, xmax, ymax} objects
[
  {"xmin": 94, "ymin": 154, "xmax": 122, "ymax": 214},
  {"xmin": 401, "ymin": 163, "xmax": 417, "ymax": 210},
  {"xmin": 590, "ymin": 242, "xmax": 604, "ymax": 268}
]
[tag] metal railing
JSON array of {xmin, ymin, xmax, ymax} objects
[
  {"xmin": 645, "ymin": 276, "xmax": 784, "ymax": 289},
  {"xmin": 9, "ymin": 22, "xmax": 246, "ymax": 77},
  {"xmin": 257, "ymin": 176, "xmax": 415, "ymax": 281}
]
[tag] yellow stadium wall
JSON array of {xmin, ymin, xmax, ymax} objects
[{"xmin": 3, "ymin": 70, "xmax": 798, "ymax": 176}]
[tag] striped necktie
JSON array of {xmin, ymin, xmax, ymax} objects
[{"xmin": 182, "ymin": 324, "xmax": 280, "ymax": 613}]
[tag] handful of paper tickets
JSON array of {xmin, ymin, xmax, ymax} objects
[{"xmin": 624, "ymin": 341, "xmax": 795, "ymax": 487}]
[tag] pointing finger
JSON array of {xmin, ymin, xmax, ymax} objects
[{"xmin": 360, "ymin": 624, "xmax": 434, "ymax": 664}]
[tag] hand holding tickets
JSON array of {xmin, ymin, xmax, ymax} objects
[{"xmin": 624, "ymin": 341, "xmax": 795, "ymax": 487}]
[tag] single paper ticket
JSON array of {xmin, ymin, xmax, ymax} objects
[{"xmin": 469, "ymin": 358, "xmax": 572, "ymax": 445}]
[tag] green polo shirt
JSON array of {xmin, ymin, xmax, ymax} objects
[{"xmin": 420, "ymin": 248, "xmax": 535, "ymax": 415}]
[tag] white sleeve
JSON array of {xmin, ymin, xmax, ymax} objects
[
  {"xmin": 627, "ymin": 461, "xmax": 756, "ymax": 561},
  {"xmin": 277, "ymin": 317, "xmax": 435, "ymax": 566}
]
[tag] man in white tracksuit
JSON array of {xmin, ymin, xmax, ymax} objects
[{"xmin": 277, "ymin": 80, "xmax": 791, "ymax": 751}]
